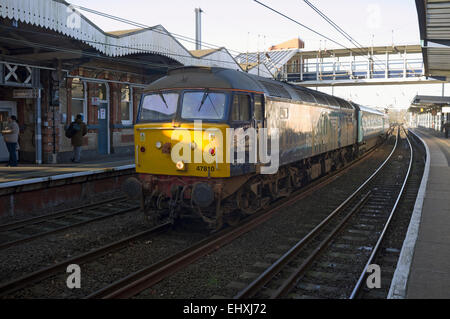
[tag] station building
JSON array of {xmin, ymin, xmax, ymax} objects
[
  {"xmin": 408, "ymin": 95, "xmax": 450, "ymax": 132},
  {"xmin": 0, "ymin": 0, "xmax": 244, "ymax": 164},
  {"xmin": 409, "ymin": 0, "xmax": 450, "ymax": 134}
]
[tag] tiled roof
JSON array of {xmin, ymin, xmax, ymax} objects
[{"xmin": 0, "ymin": 0, "xmax": 243, "ymax": 70}]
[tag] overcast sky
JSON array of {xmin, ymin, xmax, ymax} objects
[{"xmin": 67, "ymin": 0, "xmax": 447, "ymax": 109}]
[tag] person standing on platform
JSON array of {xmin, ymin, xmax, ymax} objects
[
  {"xmin": 1, "ymin": 115, "xmax": 19, "ymax": 167},
  {"xmin": 444, "ymin": 121, "xmax": 450, "ymax": 139},
  {"xmin": 66, "ymin": 114, "xmax": 87, "ymax": 163}
]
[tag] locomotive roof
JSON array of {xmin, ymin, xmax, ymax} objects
[
  {"xmin": 353, "ymin": 103, "xmax": 387, "ymax": 116},
  {"xmin": 143, "ymin": 66, "xmax": 380, "ymax": 112}
]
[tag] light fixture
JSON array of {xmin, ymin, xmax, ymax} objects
[{"xmin": 176, "ymin": 160, "xmax": 186, "ymax": 171}]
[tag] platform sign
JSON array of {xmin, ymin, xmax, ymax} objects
[
  {"xmin": 442, "ymin": 106, "xmax": 450, "ymax": 113},
  {"xmin": 98, "ymin": 108, "xmax": 106, "ymax": 119},
  {"xmin": 91, "ymin": 97, "xmax": 100, "ymax": 106},
  {"xmin": 13, "ymin": 89, "xmax": 38, "ymax": 98}
]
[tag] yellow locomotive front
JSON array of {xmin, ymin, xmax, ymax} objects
[
  {"xmin": 134, "ymin": 91, "xmax": 231, "ymax": 178},
  {"xmin": 125, "ymin": 69, "xmax": 264, "ymax": 230}
]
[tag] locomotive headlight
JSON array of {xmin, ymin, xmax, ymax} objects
[
  {"xmin": 176, "ymin": 160, "xmax": 186, "ymax": 171},
  {"xmin": 155, "ymin": 141, "xmax": 162, "ymax": 149}
]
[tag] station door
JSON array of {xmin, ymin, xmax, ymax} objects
[{"xmin": 0, "ymin": 101, "xmax": 18, "ymax": 162}]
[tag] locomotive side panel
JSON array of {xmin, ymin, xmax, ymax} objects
[
  {"xmin": 265, "ymin": 97, "xmax": 357, "ymax": 167},
  {"xmin": 265, "ymin": 98, "xmax": 313, "ymax": 167}
]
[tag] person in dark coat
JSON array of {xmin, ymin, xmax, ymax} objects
[
  {"xmin": 69, "ymin": 114, "xmax": 87, "ymax": 163},
  {"xmin": 1, "ymin": 115, "xmax": 19, "ymax": 167},
  {"xmin": 444, "ymin": 121, "xmax": 450, "ymax": 139}
]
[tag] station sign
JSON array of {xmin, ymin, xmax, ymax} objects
[
  {"xmin": 13, "ymin": 89, "xmax": 39, "ymax": 99},
  {"xmin": 442, "ymin": 106, "xmax": 450, "ymax": 113},
  {"xmin": 91, "ymin": 97, "xmax": 100, "ymax": 106}
]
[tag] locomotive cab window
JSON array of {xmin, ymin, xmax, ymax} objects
[
  {"xmin": 140, "ymin": 92, "xmax": 179, "ymax": 121},
  {"xmin": 231, "ymin": 94, "xmax": 251, "ymax": 122},
  {"xmin": 181, "ymin": 91, "xmax": 227, "ymax": 121}
]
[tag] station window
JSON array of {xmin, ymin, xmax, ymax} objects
[
  {"xmin": 0, "ymin": 111, "xmax": 8, "ymax": 131},
  {"xmin": 71, "ymin": 78, "xmax": 86, "ymax": 122},
  {"xmin": 121, "ymin": 85, "xmax": 133, "ymax": 125},
  {"xmin": 231, "ymin": 94, "xmax": 251, "ymax": 122},
  {"xmin": 94, "ymin": 83, "xmax": 107, "ymax": 101}
]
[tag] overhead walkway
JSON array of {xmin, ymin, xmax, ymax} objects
[{"xmin": 284, "ymin": 45, "xmax": 443, "ymax": 86}]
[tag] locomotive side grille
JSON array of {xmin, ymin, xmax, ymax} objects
[
  {"xmin": 335, "ymin": 98, "xmax": 354, "ymax": 109},
  {"xmin": 292, "ymin": 88, "xmax": 317, "ymax": 104},
  {"xmin": 311, "ymin": 92, "xmax": 329, "ymax": 106},
  {"xmin": 259, "ymin": 80, "xmax": 292, "ymax": 99}
]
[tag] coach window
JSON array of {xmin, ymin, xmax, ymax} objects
[
  {"xmin": 231, "ymin": 94, "xmax": 251, "ymax": 122},
  {"xmin": 71, "ymin": 77, "xmax": 86, "ymax": 122},
  {"xmin": 121, "ymin": 85, "xmax": 133, "ymax": 125}
]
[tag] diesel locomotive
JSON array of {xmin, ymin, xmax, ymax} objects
[{"xmin": 124, "ymin": 66, "xmax": 389, "ymax": 230}]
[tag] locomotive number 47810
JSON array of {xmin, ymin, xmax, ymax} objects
[{"xmin": 196, "ymin": 165, "xmax": 215, "ymax": 172}]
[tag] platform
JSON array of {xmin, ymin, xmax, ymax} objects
[
  {"xmin": 389, "ymin": 127, "xmax": 450, "ymax": 299},
  {"xmin": 0, "ymin": 156, "xmax": 136, "ymax": 218},
  {"xmin": 0, "ymin": 156, "xmax": 135, "ymax": 185}
]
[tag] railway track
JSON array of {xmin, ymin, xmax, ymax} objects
[
  {"xmin": 357, "ymin": 128, "xmax": 426, "ymax": 299},
  {"xmin": 0, "ymin": 196, "xmax": 140, "ymax": 250},
  {"xmin": 0, "ymin": 222, "xmax": 171, "ymax": 297},
  {"xmin": 85, "ymin": 135, "xmax": 393, "ymax": 299},
  {"xmin": 1, "ymin": 131, "xmax": 395, "ymax": 299},
  {"xmin": 232, "ymin": 127, "xmax": 414, "ymax": 299}
]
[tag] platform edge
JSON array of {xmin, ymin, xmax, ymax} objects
[{"xmin": 387, "ymin": 128, "xmax": 430, "ymax": 299}]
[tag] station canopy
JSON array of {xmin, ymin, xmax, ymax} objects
[
  {"xmin": 416, "ymin": 0, "xmax": 450, "ymax": 80},
  {"xmin": 409, "ymin": 94, "xmax": 450, "ymax": 113}
]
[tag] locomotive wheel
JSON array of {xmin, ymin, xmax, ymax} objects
[
  {"xmin": 289, "ymin": 168, "xmax": 302, "ymax": 189},
  {"xmin": 144, "ymin": 209, "xmax": 166, "ymax": 226},
  {"xmin": 236, "ymin": 187, "xmax": 259, "ymax": 215},
  {"xmin": 224, "ymin": 210, "xmax": 242, "ymax": 226},
  {"xmin": 268, "ymin": 178, "xmax": 279, "ymax": 200}
]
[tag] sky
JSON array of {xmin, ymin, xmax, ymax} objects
[{"xmin": 67, "ymin": 0, "xmax": 447, "ymax": 109}]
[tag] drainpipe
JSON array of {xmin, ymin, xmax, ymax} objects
[{"xmin": 36, "ymin": 87, "xmax": 42, "ymax": 164}]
